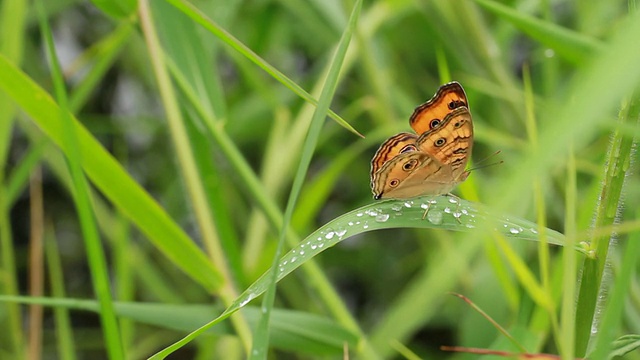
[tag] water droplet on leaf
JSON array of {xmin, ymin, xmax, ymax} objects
[{"xmin": 427, "ymin": 211, "xmax": 443, "ymax": 224}]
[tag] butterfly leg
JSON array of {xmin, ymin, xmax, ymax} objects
[
  {"xmin": 446, "ymin": 193, "xmax": 463, "ymax": 224},
  {"xmin": 421, "ymin": 201, "xmax": 432, "ymax": 220},
  {"xmin": 420, "ymin": 197, "xmax": 442, "ymax": 220}
]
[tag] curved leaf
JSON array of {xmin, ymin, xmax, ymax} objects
[{"xmin": 232, "ymin": 195, "xmax": 582, "ymax": 312}]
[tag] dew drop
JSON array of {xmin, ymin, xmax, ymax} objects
[
  {"xmin": 448, "ymin": 197, "xmax": 458, "ymax": 204},
  {"xmin": 317, "ymin": 237, "xmax": 322, "ymax": 241},
  {"xmin": 336, "ymin": 228, "xmax": 347, "ymax": 237},
  {"xmin": 453, "ymin": 211, "xmax": 462, "ymax": 219},
  {"xmin": 461, "ymin": 209, "xmax": 468, "ymax": 215},
  {"xmin": 318, "ymin": 243, "xmax": 324, "ymax": 248},
  {"xmin": 363, "ymin": 222, "xmax": 369, "ymax": 229},
  {"xmin": 420, "ymin": 203, "xmax": 429, "ymax": 210},
  {"xmin": 311, "ymin": 244, "xmax": 317, "ymax": 250},
  {"xmin": 509, "ymin": 228, "xmax": 521, "ymax": 234},
  {"xmin": 299, "ymin": 250, "xmax": 305, "ymax": 255},
  {"xmin": 404, "ymin": 201, "xmax": 412, "ymax": 208},
  {"xmin": 239, "ymin": 294, "xmax": 255, "ymax": 307},
  {"xmin": 325, "ymin": 232, "xmax": 335, "ymax": 239},
  {"xmin": 348, "ymin": 221, "xmax": 354, "ymax": 226},
  {"xmin": 356, "ymin": 212, "xmax": 364, "ymax": 217},
  {"xmin": 375, "ymin": 213, "xmax": 390, "ymax": 222},
  {"xmin": 444, "ymin": 207, "xmax": 452, "ymax": 214},
  {"xmin": 291, "ymin": 256, "xmax": 297, "ymax": 263},
  {"xmin": 530, "ymin": 228, "xmax": 538, "ymax": 234},
  {"xmin": 391, "ymin": 204, "xmax": 403, "ymax": 212},
  {"xmin": 466, "ymin": 223, "xmax": 475, "ymax": 229},
  {"xmin": 427, "ymin": 211, "xmax": 443, "ymax": 224}
]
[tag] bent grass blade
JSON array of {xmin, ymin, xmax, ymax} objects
[{"xmin": 150, "ymin": 195, "xmax": 582, "ymax": 358}]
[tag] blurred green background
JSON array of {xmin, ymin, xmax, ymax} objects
[{"xmin": 1, "ymin": 0, "xmax": 640, "ymax": 359}]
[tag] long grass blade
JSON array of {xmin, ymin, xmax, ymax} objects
[
  {"xmin": 249, "ymin": 1, "xmax": 363, "ymax": 358},
  {"xmin": 38, "ymin": 3, "xmax": 124, "ymax": 358},
  {"xmin": 138, "ymin": 0, "xmax": 252, "ymax": 350},
  {"xmin": 0, "ymin": 53, "xmax": 222, "ymax": 291},
  {"xmin": 164, "ymin": 0, "xmax": 364, "ymax": 138},
  {"xmin": 474, "ymin": 0, "xmax": 603, "ymax": 64},
  {"xmin": 574, "ymin": 89, "xmax": 640, "ymax": 355}
]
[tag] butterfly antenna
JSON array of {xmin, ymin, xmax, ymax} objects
[{"xmin": 467, "ymin": 150, "xmax": 503, "ymax": 172}]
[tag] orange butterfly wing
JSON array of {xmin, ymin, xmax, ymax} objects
[
  {"xmin": 416, "ymin": 107, "xmax": 473, "ymax": 178},
  {"xmin": 370, "ymin": 82, "xmax": 473, "ymax": 200},
  {"xmin": 370, "ymin": 132, "xmax": 418, "ymax": 177},
  {"xmin": 409, "ymin": 82, "xmax": 468, "ymax": 135},
  {"xmin": 371, "ymin": 152, "xmax": 443, "ymax": 199}
]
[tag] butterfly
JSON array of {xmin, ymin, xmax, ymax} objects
[{"xmin": 370, "ymin": 81, "xmax": 473, "ymax": 200}]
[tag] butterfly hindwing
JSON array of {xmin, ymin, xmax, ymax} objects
[{"xmin": 370, "ymin": 132, "xmax": 418, "ymax": 177}]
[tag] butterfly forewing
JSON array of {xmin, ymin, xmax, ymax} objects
[
  {"xmin": 409, "ymin": 82, "xmax": 468, "ymax": 135},
  {"xmin": 416, "ymin": 107, "xmax": 473, "ymax": 179}
]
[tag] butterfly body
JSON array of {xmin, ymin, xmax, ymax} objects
[{"xmin": 370, "ymin": 82, "xmax": 473, "ymax": 199}]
